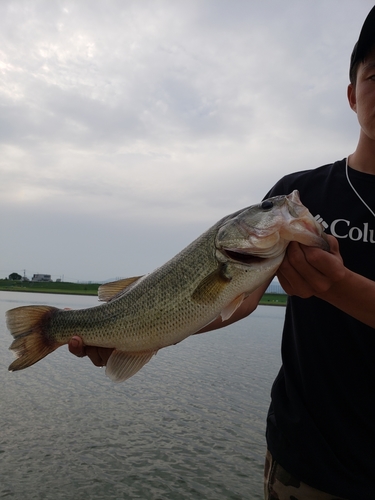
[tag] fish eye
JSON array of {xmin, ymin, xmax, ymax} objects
[{"xmin": 260, "ymin": 200, "xmax": 273, "ymax": 210}]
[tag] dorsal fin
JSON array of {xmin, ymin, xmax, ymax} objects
[
  {"xmin": 98, "ymin": 276, "xmax": 144, "ymax": 302},
  {"xmin": 105, "ymin": 349, "xmax": 157, "ymax": 382}
]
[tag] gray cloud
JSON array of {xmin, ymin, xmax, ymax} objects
[{"xmin": 0, "ymin": 0, "xmax": 372, "ymax": 281}]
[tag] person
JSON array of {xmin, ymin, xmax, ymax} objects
[{"xmin": 69, "ymin": 6, "xmax": 375, "ymax": 499}]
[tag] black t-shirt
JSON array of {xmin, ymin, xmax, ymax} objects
[{"xmin": 264, "ymin": 158, "xmax": 375, "ymax": 499}]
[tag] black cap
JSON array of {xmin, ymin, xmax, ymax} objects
[{"xmin": 350, "ymin": 6, "xmax": 375, "ymax": 82}]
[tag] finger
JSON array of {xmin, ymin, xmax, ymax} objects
[
  {"xmin": 68, "ymin": 336, "xmax": 87, "ymax": 357},
  {"xmin": 325, "ymin": 234, "xmax": 340, "ymax": 255},
  {"xmin": 299, "ymin": 245, "xmax": 345, "ymax": 285},
  {"xmin": 85, "ymin": 346, "xmax": 114, "ymax": 367},
  {"xmin": 281, "ymin": 242, "xmax": 312, "ymax": 282},
  {"xmin": 286, "ymin": 243, "xmax": 342, "ymax": 295},
  {"xmin": 278, "ymin": 256, "xmax": 314, "ymax": 298},
  {"xmin": 298, "ymin": 248, "xmax": 332, "ymax": 293},
  {"xmin": 84, "ymin": 346, "xmax": 105, "ymax": 367},
  {"xmin": 278, "ymin": 242, "xmax": 327, "ymax": 297}
]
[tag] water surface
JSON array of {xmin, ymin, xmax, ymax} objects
[{"xmin": 0, "ymin": 291, "xmax": 283, "ymax": 499}]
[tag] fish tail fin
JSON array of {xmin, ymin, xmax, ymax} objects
[{"xmin": 7, "ymin": 305, "xmax": 61, "ymax": 371}]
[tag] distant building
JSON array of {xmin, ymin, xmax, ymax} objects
[{"xmin": 32, "ymin": 274, "xmax": 52, "ymax": 282}]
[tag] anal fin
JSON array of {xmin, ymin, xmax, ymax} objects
[{"xmin": 105, "ymin": 349, "xmax": 157, "ymax": 382}]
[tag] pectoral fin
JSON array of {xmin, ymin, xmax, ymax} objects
[
  {"xmin": 105, "ymin": 349, "xmax": 157, "ymax": 382},
  {"xmin": 98, "ymin": 276, "xmax": 144, "ymax": 302},
  {"xmin": 220, "ymin": 293, "xmax": 245, "ymax": 321},
  {"xmin": 191, "ymin": 265, "xmax": 231, "ymax": 304}
]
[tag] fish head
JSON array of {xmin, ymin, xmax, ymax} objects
[{"xmin": 215, "ymin": 190, "xmax": 329, "ymax": 265}]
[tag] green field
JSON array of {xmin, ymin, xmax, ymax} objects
[
  {"xmin": 0, "ymin": 280, "xmax": 287, "ymax": 305},
  {"xmin": 259, "ymin": 293, "xmax": 287, "ymax": 306},
  {"xmin": 0, "ymin": 280, "xmax": 100, "ymax": 295}
]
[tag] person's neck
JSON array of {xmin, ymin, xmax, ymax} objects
[{"xmin": 348, "ymin": 134, "xmax": 375, "ymax": 175}]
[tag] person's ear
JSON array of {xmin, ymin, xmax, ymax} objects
[{"xmin": 347, "ymin": 83, "xmax": 357, "ymax": 113}]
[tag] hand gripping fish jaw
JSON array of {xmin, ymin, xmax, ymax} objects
[{"xmin": 215, "ymin": 190, "xmax": 329, "ymax": 265}]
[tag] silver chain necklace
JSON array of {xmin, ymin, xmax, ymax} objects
[{"xmin": 345, "ymin": 157, "xmax": 375, "ymax": 218}]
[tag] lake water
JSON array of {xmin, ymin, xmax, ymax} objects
[{"xmin": 0, "ymin": 291, "xmax": 284, "ymax": 500}]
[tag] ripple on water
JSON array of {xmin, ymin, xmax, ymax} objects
[{"xmin": 0, "ymin": 292, "xmax": 283, "ymax": 499}]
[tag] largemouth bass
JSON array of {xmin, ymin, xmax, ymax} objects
[{"xmin": 7, "ymin": 191, "xmax": 328, "ymax": 382}]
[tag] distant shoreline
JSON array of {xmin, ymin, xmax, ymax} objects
[
  {"xmin": 0, "ymin": 281, "xmax": 287, "ymax": 305},
  {"xmin": 0, "ymin": 280, "xmax": 99, "ymax": 296}
]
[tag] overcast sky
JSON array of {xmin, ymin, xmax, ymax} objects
[{"xmin": 0, "ymin": 0, "xmax": 373, "ymax": 282}]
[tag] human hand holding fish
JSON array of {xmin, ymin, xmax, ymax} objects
[
  {"xmin": 69, "ymin": 337, "xmax": 112, "ymax": 367},
  {"xmin": 6, "ymin": 191, "xmax": 329, "ymax": 383},
  {"xmin": 277, "ymin": 235, "xmax": 345, "ymax": 298},
  {"xmin": 278, "ymin": 234, "xmax": 375, "ymax": 328}
]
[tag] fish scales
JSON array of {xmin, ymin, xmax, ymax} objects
[
  {"xmin": 47, "ymin": 225, "xmax": 239, "ymax": 351},
  {"xmin": 6, "ymin": 191, "xmax": 329, "ymax": 382}
]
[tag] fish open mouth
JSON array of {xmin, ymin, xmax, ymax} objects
[{"xmin": 223, "ymin": 249, "xmax": 267, "ymax": 264}]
